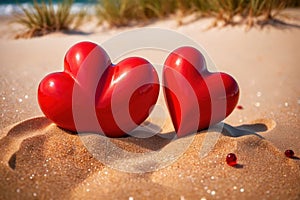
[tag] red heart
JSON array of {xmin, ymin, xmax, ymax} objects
[
  {"xmin": 38, "ymin": 41, "xmax": 159, "ymax": 137},
  {"xmin": 163, "ymin": 46, "xmax": 239, "ymax": 137}
]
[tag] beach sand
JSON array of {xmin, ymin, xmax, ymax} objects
[{"xmin": 0, "ymin": 9, "xmax": 300, "ymax": 199}]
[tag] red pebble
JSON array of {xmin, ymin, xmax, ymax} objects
[
  {"xmin": 237, "ymin": 105, "xmax": 243, "ymax": 110},
  {"xmin": 226, "ymin": 153, "xmax": 237, "ymax": 166},
  {"xmin": 285, "ymin": 149, "xmax": 294, "ymax": 158}
]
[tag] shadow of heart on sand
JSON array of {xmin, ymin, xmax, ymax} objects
[{"xmin": 111, "ymin": 118, "xmax": 276, "ymax": 153}]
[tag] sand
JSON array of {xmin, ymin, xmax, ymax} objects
[{"xmin": 0, "ymin": 9, "xmax": 300, "ymax": 199}]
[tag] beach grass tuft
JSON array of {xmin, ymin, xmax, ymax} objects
[
  {"xmin": 14, "ymin": 0, "xmax": 79, "ymax": 38},
  {"xmin": 95, "ymin": 0, "xmax": 144, "ymax": 27},
  {"xmin": 95, "ymin": 0, "xmax": 179, "ymax": 27}
]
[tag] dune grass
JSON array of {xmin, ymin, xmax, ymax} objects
[
  {"xmin": 14, "ymin": 0, "xmax": 82, "ymax": 38},
  {"xmin": 96, "ymin": 0, "xmax": 144, "ymax": 27},
  {"xmin": 13, "ymin": 0, "xmax": 299, "ymax": 38},
  {"xmin": 95, "ymin": 0, "xmax": 179, "ymax": 27},
  {"xmin": 96, "ymin": 0, "xmax": 297, "ymax": 28},
  {"xmin": 247, "ymin": 0, "xmax": 291, "ymax": 18}
]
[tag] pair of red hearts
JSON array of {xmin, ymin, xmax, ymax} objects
[{"xmin": 38, "ymin": 41, "xmax": 239, "ymax": 137}]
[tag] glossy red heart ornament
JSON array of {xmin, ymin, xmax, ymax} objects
[
  {"xmin": 163, "ymin": 46, "xmax": 239, "ymax": 137},
  {"xmin": 38, "ymin": 41, "xmax": 159, "ymax": 137}
]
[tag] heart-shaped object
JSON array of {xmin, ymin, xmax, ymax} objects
[
  {"xmin": 163, "ymin": 46, "xmax": 239, "ymax": 137},
  {"xmin": 38, "ymin": 41, "xmax": 159, "ymax": 137}
]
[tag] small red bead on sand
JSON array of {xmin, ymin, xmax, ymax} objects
[
  {"xmin": 237, "ymin": 105, "xmax": 243, "ymax": 110},
  {"xmin": 285, "ymin": 150, "xmax": 294, "ymax": 158},
  {"xmin": 226, "ymin": 153, "xmax": 237, "ymax": 166}
]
